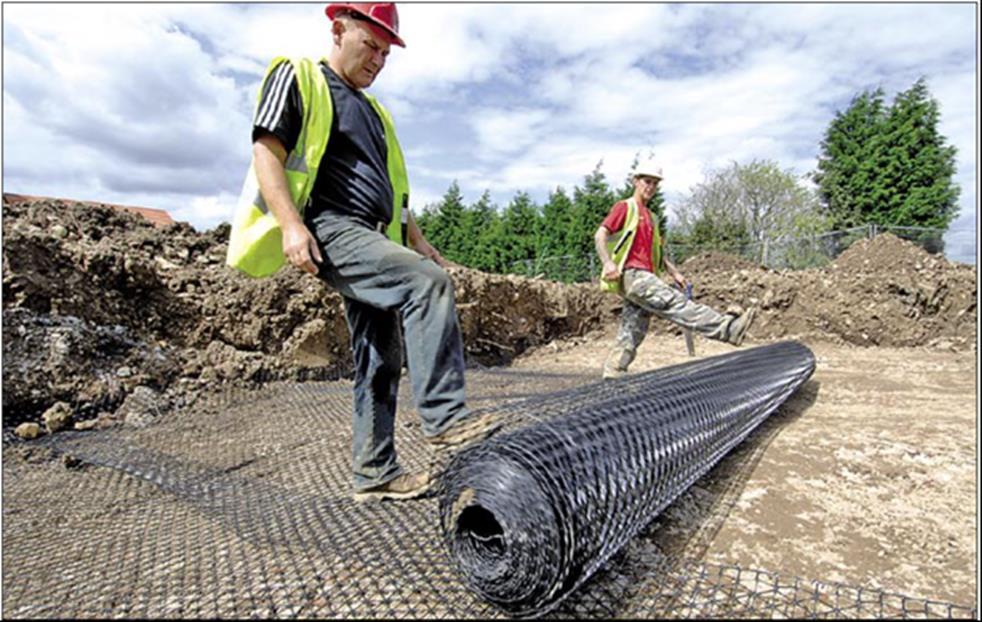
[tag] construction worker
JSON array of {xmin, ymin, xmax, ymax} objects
[
  {"xmin": 595, "ymin": 157, "xmax": 757, "ymax": 379},
  {"xmin": 227, "ymin": 3, "xmax": 499, "ymax": 501}
]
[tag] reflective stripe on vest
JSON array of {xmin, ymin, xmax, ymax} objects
[
  {"xmin": 599, "ymin": 197, "xmax": 663, "ymax": 294},
  {"xmin": 226, "ymin": 57, "xmax": 410, "ymax": 278}
]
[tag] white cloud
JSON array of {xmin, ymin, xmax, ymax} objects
[
  {"xmin": 2, "ymin": 2, "xmax": 976, "ymax": 265},
  {"xmin": 472, "ymin": 108, "xmax": 551, "ymax": 158},
  {"xmin": 170, "ymin": 192, "xmax": 241, "ymax": 230}
]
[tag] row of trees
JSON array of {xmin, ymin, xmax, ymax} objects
[
  {"xmin": 415, "ymin": 77, "xmax": 959, "ymax": 279},
  {"xmin": 415, "ymin": 162, "xmax": 666, "ymax": 281}
]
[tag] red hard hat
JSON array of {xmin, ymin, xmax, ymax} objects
[{"xmin": 325, "ymin": 3, "xmax": 405, "ymax": 48}]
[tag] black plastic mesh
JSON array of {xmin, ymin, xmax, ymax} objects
[
  {"xmin": 439, "ymin": 341, "xmax": 816, "ymax": 616},
  {"xmin": 2, "ymin": 344, "xmax": 975, "ymax": 619}
]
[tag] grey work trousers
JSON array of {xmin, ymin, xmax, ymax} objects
[
  {"xmin": 311, "ymin": 216, "xmax": 470, "ymax": 490},
  {"xmin": 604, "ymin": 269, "xmax": 736, "ymax": 373}
]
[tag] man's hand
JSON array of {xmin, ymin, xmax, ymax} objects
[
  {"xmin": 282, "ymin": 221, "xmax": 323, "ymax": 275},
  {"xmin": 406, "ymin": 210, "xmax": 462, "ymax": 269},
  {"xmin": 253, "ymin": 134, "xmax": 322, "ymax": 275},
  {"xmin": 415, "ymin": 239, "xmax": 462, "ymax": 269},
  {"xmin": 669, "ymin": 269, "xmax": 688, "ymax": 289},
  {"xmin": 602, "ymin": 260, "xmax": 621, "ymax": 282},
  {"xmin": 431, "ymin": 251, "xmax": 463, "ymax": 269},
  {"xmin": 662, "ymin": 256, "xmax": 687, "ymax": 289}
]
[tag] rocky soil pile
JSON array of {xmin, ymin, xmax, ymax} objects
[
  {"xmin": 2, "ymin": 195, "xmax": 976, "ymax": 433},
  {"xmin": 671, "ymin": 234, "xmax": 976, "ymax": 350},
  {"xmin": 1, "ymin": 196, "xmax": 614, "ymax": 430}
]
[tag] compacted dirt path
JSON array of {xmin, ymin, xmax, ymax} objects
[{"xmin": 514, "ymin": 329, "xmax": 978, "ymax": 608}]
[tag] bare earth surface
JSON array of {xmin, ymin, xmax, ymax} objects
[
  {"xmin": 514, "ymin": 329, "xmax": 979, "ymax": 609},
  {"xmin": 2, "ymin": 195, "xmax": 978, "ymax": 614}
]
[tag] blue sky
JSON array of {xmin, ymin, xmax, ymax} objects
[{"xmin": 2, "ymin": 2, "xmax": 977, "ymax": 264}]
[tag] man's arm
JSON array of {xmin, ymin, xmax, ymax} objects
[
  {"xmin": 406, "ymin": 210, "xmax": 459, "ymax": 268},
  {"xmin": 253, "ymin": 133, "xmax": 322, "ymax": 275},
  {"xmin": 662, "ymin": 256, "xmax": 687, "ymax": 288},
  {"xmin": 594, "ymin": 225, "xmax": 620, "ymax": 281}
]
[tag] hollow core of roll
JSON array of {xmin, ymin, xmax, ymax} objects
[{"xmin": 456, "ymin": 504, "xmax": 506, "ymax": 559}]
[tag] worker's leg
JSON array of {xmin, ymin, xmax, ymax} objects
[
  {"xmin": 603, "ymin": 300, "xmax": 650, "ymax": 377},
  {"xmin": 622, "ymin": 269, "xmax": 734, "ymax": 341},
  {"xmin": 343, "ymin": 297, "xmax": 404, "ymax": 490},
  {"xmin": 314, "ymin": 217, "xmax": 471, "ymax": 438}
]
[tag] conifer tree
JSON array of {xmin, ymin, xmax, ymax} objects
[
  {"xmin": 425, "ymin": 181, "xmax": 468, "ymax": 263},
  {"xmin": 815, "ymin": 88, "xmax": 887, "ymax": 229},
  {"xmin": 569, "ymin": 162, "xmax": 616, "ymax": 281},
  {"xmin": 540, "ymin": 187, "xmax": 574, "ymax": 257},
  {"xmin": 875, "ymin": 78, "xmax": 960, "ymax": 230},
  {"xmin": 464, "ymin": 191, "xmax": 501, "ymax": 271},
  {"xmin": 815, "ymin": 79, "xmax": 959, "ymax": 235},
  {"xmin": 499, "ymin": 191, "xmax": 542, "ymax": 273},
  {"xmin": 537, "ymin": 187, "xmax": 578, "ymax": 280}
]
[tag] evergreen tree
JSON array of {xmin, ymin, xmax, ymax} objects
[
  {"xmin": 499, "ymin": 191, "xmax": 542, "ymax": 273},
  {"xmin": 815, "ymin": 79, "xmax": 959, "ymax": 235},
  {"xmin": 815, "ymin": 88, "xmax": 887, "ymax": 229},
  {"xmin": 425, "ymin": 181, "xmax": 468, "ymax": 263},
  {"xmin": 464, "ymin": 191, "xmax": 501, "ymax": 271},
  {"xmin": 569, "ymin": 162, "xmax": 616, "ymax": 280},
  {"xmin": 538, "ymin": 187, "xmax": 578, "ymax": 280},
  {"xmin": 414, "ymin": 206, "xmax": 436, "ymax": 240},
  {"xmin": 876, "ymin": 78, "xmax": 960, "ymax": 230},
  {"xmin": 540, "ymin": 187, "xmax": 574, "ymax": 257}
]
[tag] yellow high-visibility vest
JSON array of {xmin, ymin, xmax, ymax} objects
[
  {"xmin": 600, "ymin": 197, "xmax": 663, "ymax": 294},
  {"xmin": 226, "ymin": 56, "xmax": 410, "ymax": 277}
]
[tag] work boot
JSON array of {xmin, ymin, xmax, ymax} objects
[
  {"xmin": 726, "ymin": 307, "xmax": 757, "ymax": 346},
  {"xmin": 602, "ymin": 348, "xmax": 633, "ymax": 380},
  {"xmin": 426, "ymin": 411, "xmax": 503, "ymax": 450},
  {"xmin": 602, "ymin": 365, "xmax": 628, "ymax": 380},
  {"xmin": 353, "ymin": 471, "xmax": 432, "ymax": 502}
]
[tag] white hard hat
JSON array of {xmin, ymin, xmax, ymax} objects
[{"xmin": 633, "ymin": 157, "xmax": 664, "ymax": 180}]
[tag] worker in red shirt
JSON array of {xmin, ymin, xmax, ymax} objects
[{"xmin": 594, "ymin": 157, "xmax": 757, "ymax": 379}]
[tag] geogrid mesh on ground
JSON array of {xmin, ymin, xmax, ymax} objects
[{"xmin": 2, "ymin": 364, "xmax": 976, "ymax": 619}]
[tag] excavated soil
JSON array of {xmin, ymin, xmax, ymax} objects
[
  {"xmin": 0, "ymin": 195, "xmax": 977, "ymax": 613},
  {"xmin": 1, "ymin": 197, "xmax": 613, "ymax": 428},
  {"xmin": 1, "ymin": 194, "xmax": 976, "ymax": 435}
]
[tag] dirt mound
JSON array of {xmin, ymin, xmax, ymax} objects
[
  {"xmin": 831, "ymin": 233, "xmax": 952, "ymax": 274},
  {"xmin": 2, "ymin": 197, "xmax": 614, "ymax": 428},
  {"xmin": 680, "ymin": 251, "xmax": 765, "ymax": 274},
  {"xmin": 1, "ymin": 198, "xmax": 975, "ymax": 430},
  {"xmin": 675, "ymin": 234, "xmax": 975, "ymax": 350}
]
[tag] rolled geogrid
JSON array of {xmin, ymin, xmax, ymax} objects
[{"xmin": 439, "ymin": 340, "xmax": 816, "ymax": 617}]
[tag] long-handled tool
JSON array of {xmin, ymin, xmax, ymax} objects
[{"xmin": 683, "ymin": 283, "xmax": 695, "ymax": 356}]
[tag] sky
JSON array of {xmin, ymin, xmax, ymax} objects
[{"xmin": 2, "ymin": 2, "xmax": 978, "ymax": 264}]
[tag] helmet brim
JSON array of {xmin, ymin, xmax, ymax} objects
[{"xmin": 326, "ymin": 4, "xmax": 406, "ymax": 47}]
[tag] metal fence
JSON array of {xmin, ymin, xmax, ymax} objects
[{"xmin": 507, "ymin": 224, "xmax": 947, "ymax": 282}]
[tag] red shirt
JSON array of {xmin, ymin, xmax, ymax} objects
[{"xmin": 602, "ymin": 200, "xmax": 656, "ymax": 272}]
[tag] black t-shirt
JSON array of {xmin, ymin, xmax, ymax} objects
[{"xmin": 252, "ymin": 61, "xmax": 394, "ymax": 229}]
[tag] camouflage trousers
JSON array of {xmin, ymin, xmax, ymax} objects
[{"xmin": 603, "ymin": 269, "xmax": 735, "ymax": 375}]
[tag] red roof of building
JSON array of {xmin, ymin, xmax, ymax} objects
[{"xmin": 3, "ymin": 193, "xmax": 176, "ymax": 228}]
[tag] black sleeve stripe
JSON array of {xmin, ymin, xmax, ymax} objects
[
  {"xmin": 256, "ymin": 63, "xmax": 296, "ymax": 130},
  {"xmin": 257, "ymin": 63, "xmax": 294, "ymax": 128},
  {"xmin": 256, "ymin": 62, "xmax": 289, "ymax": 126},
  {"xmin": 254, "ymin": 62, "xmax": 286, "ymax": 125}
]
